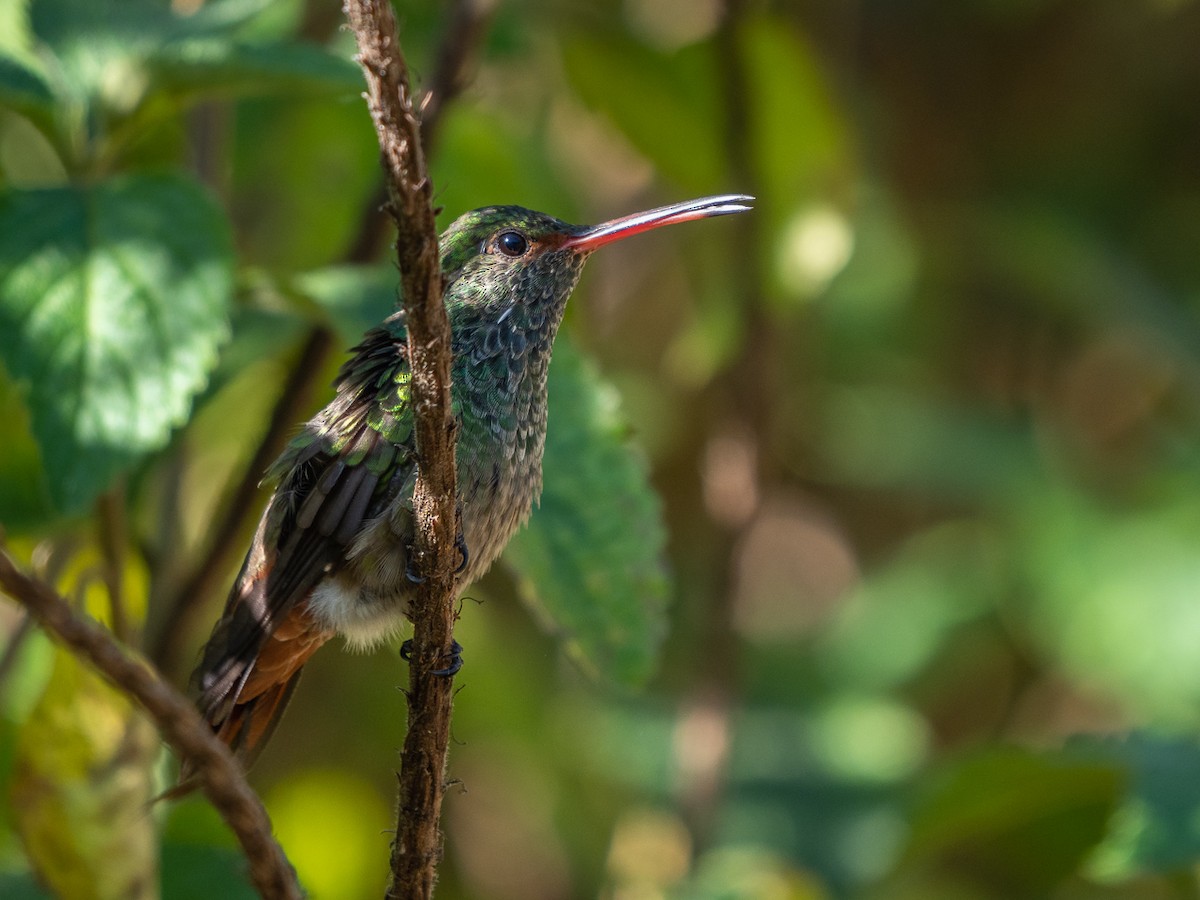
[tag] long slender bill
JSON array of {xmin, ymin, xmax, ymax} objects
[{"xmin": 563, "ymin": 194, "xmax": 754, "ymax": 251}]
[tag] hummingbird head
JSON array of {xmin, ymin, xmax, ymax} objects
[{"xmin": 438, "ymin": 194, "xmax": 754, "ymax": 333}]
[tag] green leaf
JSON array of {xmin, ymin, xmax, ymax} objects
[
  {"xmin": 1070, "ymin": 732, "xmax": 1200, "ymax": 878},
  {"xmin": 0, "ymin": 367, "xmax": 54, "ymax": 529},
  {"xmin": 1017, "ymin": 488, "xmax": 1200, "ymax": 726},
  {"xmin": 0, "ymin": 0, "xmax": 34, "ymax": 58},
  {"xmin": 738, "ymin": 13, "xmax": 848, "ymax": 209},
  {"xmin": 20, "ymin": 0, "xmax": 356, "ymax": 169},
  {"xmin": 148, "ymin": 39, "xmax": 363, "ymax": 100},
  {"xmin": 12, "ymin": 647, "xmax": 160, "ymax": 900},
  {"xmin": 0, "ymin": 173, "xmax": 234, "ymax": 513},
  {"xmin": 292, "ymin": 263, "xmax": 397, "ymax": 346},
  {"xmin": 899, "ymin": 748, "xmax": 1123, "ymax": 895},
  {"xmin": 505, "ymin": 337, "xmax": 671, "ymax": 688},
  {"xmin": 0, "ymin": 52, "xmax": 53, "ymax": 116}
]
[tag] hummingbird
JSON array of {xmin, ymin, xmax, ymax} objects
[{"xmin": 189, "ymin": 194, "xmax": 753, "ymax": 771}]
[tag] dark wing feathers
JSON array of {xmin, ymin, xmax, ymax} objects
[{"xmin": 188, "ymin": 322, "xmax": 415, "ymax": 770}]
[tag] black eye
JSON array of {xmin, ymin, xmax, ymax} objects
[{"xmin": 496, "ymin": 231, "xmax": 528, "ymax": 257}]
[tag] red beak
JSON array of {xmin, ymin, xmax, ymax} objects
[{"xmin": 562, "ymin": 194, "xmax": 754, "ymax": 252}]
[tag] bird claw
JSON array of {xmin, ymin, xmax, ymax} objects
[
  {"xmin": 454, "ymin": 532, "xmax": 469, "ymax": 575},
  {"xmin": 400, "ymin": 638, "xmax": 463, "ymax": 677},
  {"xmin": 433, "ymin": 639, "xmax": 464, "ymax": 676},
  {"xmin": 403, "ymin": 534, "xmax": 466, "ymax": 583}
]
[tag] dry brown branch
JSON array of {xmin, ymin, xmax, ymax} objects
[
  {"xmin": 343, "ymin": 1, "xmax": 461, "ymax": 897},
  {"xmin": 0, "ymin": 551, "xmax": 300, "ymax": 900}
]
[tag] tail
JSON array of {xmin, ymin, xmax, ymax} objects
[{"xmin": 178, "ymin": 601, "xmax": 333, "ymax": 787}]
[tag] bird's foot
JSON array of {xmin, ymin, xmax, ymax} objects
[
  {"xmin": 402, "ymin": 533, "xmax": 467, "ymax": 583},
  {"xmin": 400, "ymin": 638, "xmax": 463, "ymax": 677},
  {"xmin": 454, "ymin": 531, "xmax": 469, "ymax": 575},
  {"xmin": 434, "ymin": 639, "xmax": 464, "ymax": 676}
]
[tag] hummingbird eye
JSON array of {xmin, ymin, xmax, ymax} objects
[{"xmin": 495, "ymin": 230, "xmax": 529, "ymax": 258}]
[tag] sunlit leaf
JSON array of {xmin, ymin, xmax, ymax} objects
[
  {"xmin": 268, "ymin": 770, "xmax": 391, "ymax": 900},
  {"xmin": 506, "ymin": 337, "xmax": 671, "ymax": 688},
  {"xmin": 0, "ymin": 173, "xmax": 233, "ymax": 512},
  {"xmin": 22, "ymin": 0, "xmax": 356, "ymax": 165},
  {"xmin": 1071, "ymin": 732, "xmax": 1200, "ymax": 879},
  {"xmin": 293, "ymin": 264, "xmax": 396, "ymax": 346},
  {"xmin": 12, "ymin": 648, "xmax": 159, "ymax": 900},
  {"xmin": 1018, "ymin": 487, "xmax": 1200, "ymax": 726}
]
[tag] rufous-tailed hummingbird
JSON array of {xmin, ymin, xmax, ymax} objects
[{"xmin": 190, "ymin": 194, "xmax": 753, "ymax": 770}]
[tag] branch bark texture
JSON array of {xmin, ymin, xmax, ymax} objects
[
  {"xmin": 0, "ymin": 551, "xmax": 300, "ymax": 900},
  {"xmin": 343, "ymin": 1, "xmax": 460, "ymax": 897}
]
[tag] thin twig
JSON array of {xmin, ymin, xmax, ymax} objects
[
  {"xmin": 97, "ymin": 486, "xmax": 131, "ymax": 645},
  {"xmin": 344, "ymin": 1, "xmax": 461, "ymax": 897},
  {"xmin": 0, "ymin": 551, "xmax": 301, "ymax": 900},
  {"xmin": 420, "ymin": 0, "xmax": 496, "ymax": 157}
]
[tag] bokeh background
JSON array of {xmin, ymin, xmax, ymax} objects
[{"xmin": 3, "ymin": 0, "xmax": 1200, "ymax": 897}]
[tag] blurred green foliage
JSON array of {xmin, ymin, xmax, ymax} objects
[{"xmin": 0, "ymin": 0, "xmax": 1199, "ymax": 897}]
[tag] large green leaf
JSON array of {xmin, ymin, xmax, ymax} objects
[
  {"xmin": 505, "ymin": 337, "xmax": 671, "ymax": 688},
  {"xmin": 0, "ymin": 173, "xmax": 233, "ymax": 513},
  {"xmin": 0, "ymin": 368, "xmax": 54, "ymax": 529},
  {"xmin": 12, "ymin": 647, "xmax": 160, "ymax": 900},
  {"xmin": 898, "ymin": 748, "xmax": 1122, "ymax": 895},
  {"xmin": 1071, "ymin": 732, "xmax": 1200, "ymax": 878},
  {"xmin": 0, "ymin": 52, "xmax": 52, "ymax": 116},
  {"xmin": 0, "ymin": 51, "xmax": 60, "ymax": 153},
  {"xmin": 15, "ymin": 0, "xmax": 357, "ymax": 169},
  {"xmin": 292, "ymin": 263, "xmax": 396, "ymax": 345},
  {"xmin": 738, "ymin": 13, "xmax": 848, "ymax": 210}
]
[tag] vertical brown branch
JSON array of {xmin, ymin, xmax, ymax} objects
[
  {"xmin": 343, "ymin": 2, "xmax": 460, "ymax": 898},
  {"xmin": 344, "ymin": 0, "xmax": 496, "ymax": 274}
]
